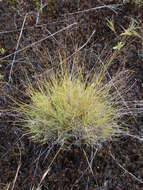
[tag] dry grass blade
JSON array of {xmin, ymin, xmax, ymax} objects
[
  {"xmin": 11, "ymin": 163, "xmax": 21, "ymax": 190},
  {"xmin": 36, "ymin": 146, "xmax": 61, "ymax": 190},
  {"xmin": 8, "ymin": 13, "xmax": 28, "ymax": 83},
  {"xmin": 71, "ymin": 148, "xmax": 97, "ymax": 189},
  {"xmin": 1, "ymin": 23, "xmax": 77, "ymax": 61},
  {"xmin": 65, "ymin": 4, "xmax": 121, "ymax": 15},
  {"xmin": 110, "ymin": 152, "xmax": 143, "ymax": 184},
  {"xmin": 83, "ymin": 149, "xmax": 96, "ymax": 179},
  {"xmin": 11, "ymin": 145, "xmax": 22, "ymax": 190}
]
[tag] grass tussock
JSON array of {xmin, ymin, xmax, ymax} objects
[{"xmin": 17, "ymin": 69, "xmax": 124, "ymax": 146}]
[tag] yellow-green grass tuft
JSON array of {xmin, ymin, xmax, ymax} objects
[{"xmin": 17, "ymin": 71, "xmax": 123, "ymax": 146}]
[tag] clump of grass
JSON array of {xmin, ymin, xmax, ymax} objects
[
  {"xmin": 17, "ymin": 69, "xmax": 125, "ymax": 147},
  {"xmin": 7, "ymin": 0, "xmax": 17, "ymax": 4},
  {"xmin": 134, "ymin": 0, "xmax": 143, "ymax": 6}
]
